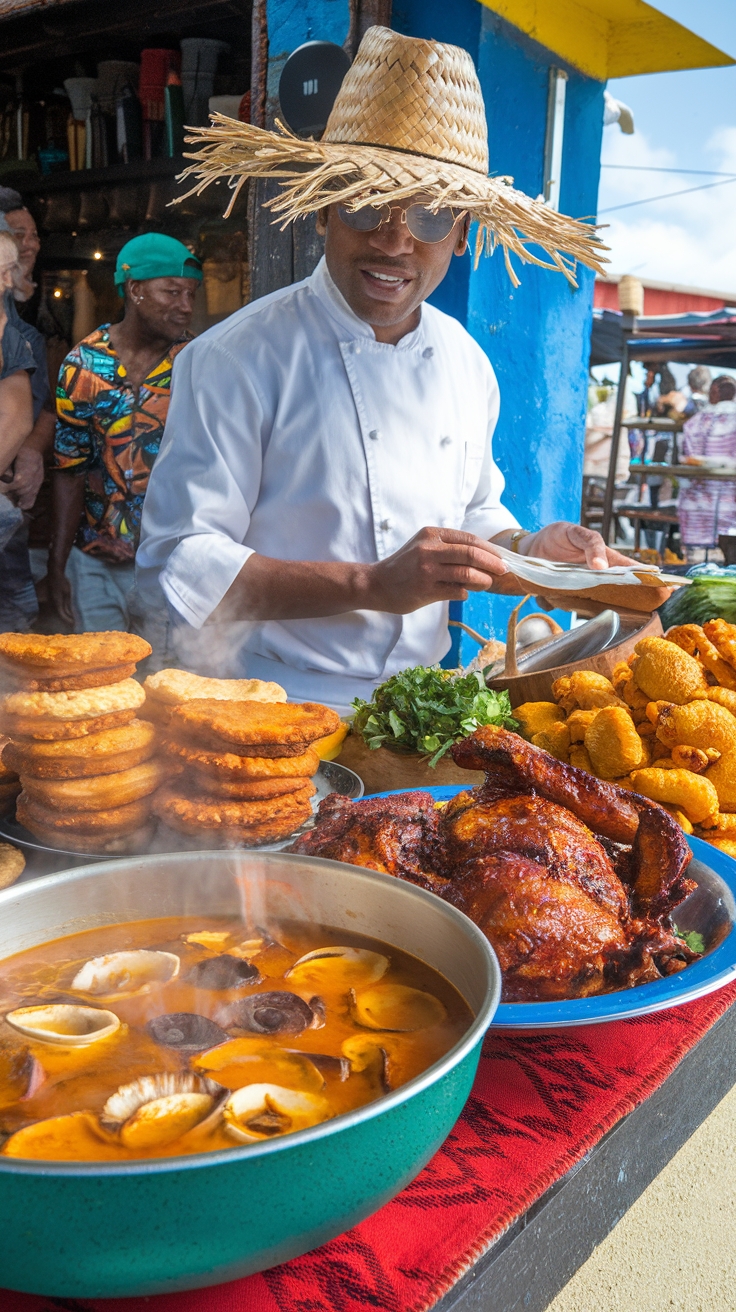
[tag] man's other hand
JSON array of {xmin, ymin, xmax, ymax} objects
[
  {"xmin": 5, "ymin": 447, "xmax": 44, "ymax": 510},
  {"xmin": 521, "ymin": 522, "xmax": 634, "ymax": 570}
]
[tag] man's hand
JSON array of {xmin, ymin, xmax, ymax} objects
[
  {"xmin": 520, "ymin": 522, "xmax": 633, "ymax": 570},
  {"xmin": 5, "ymin": 446, "xmax": 44, "ymax": 510},
  {"xmin": 46, "ymin": 563, "xmax": 74, "ymax": 628},
  {"xmin": 368, "ymin": 527, "xmax": 508, "ymax": 613}
]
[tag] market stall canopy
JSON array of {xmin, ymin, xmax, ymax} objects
[
  {"xmin": 479, "ymin": 1, "xmax": 734, "ymax": 80},
  {"xmin": 591, "ymin": 307, "xmax": 736, "ymax": 368}
]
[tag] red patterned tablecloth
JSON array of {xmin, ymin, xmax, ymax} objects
[{"xmin": 6, "ymin": 981, "xmax": 736, "ymax": 1312}]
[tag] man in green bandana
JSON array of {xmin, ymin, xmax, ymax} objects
[{"xmin": 49, "ymin": 233, "xmax": 202, "ymax": 633}]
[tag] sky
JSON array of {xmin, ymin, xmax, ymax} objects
[{"xmin": 598, "ymin": 0, "xmax": 736, "ymax": 293}]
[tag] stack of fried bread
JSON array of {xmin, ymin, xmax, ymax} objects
[
  {"xmin": 142, "ymin": 668, "xmax": 287, "ymax": 726},
  {"xmin": 0, "ymin": 735, "xmax": 21, "ymax": 813},
  {"xmin": 0, "ymin": 632, "xmax": 169, "ymax": 854},
  {"xmin": 157, "ymin": 698, "xmax": 340, "ymax": 846}
]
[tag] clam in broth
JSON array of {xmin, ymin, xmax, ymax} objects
[{"xmin": 0, "ymin": 917, "xmax": 472, "ymax": 1161}]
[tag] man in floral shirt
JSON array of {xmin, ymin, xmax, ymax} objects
[{"xmin": 49, "ymin": 233, "xmax": 201, "ymax": 632}]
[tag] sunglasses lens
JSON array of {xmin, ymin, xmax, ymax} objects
[
  {"xmin": 337, "ymin": 204, "xmax": 386, "ymax": 232},
  {"xmin": 405, "ymin": 205, "xmax": 458, "ymax": 242}
]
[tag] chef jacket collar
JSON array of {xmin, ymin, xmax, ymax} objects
[{"xmin": 309, "ymin": 255, "xmax": 425, "ymax": 352}]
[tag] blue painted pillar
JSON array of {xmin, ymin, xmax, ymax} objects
[
  {"xmin": 394, "ymin": 1, "xmax": 604, "ymax": 665},
  {"xmin": 266, "ymin": 0, "xmax": 350, "ymax": 107}
]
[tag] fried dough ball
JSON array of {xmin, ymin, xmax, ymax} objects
[
  {"xmin": 630, "ymin": 637, "xmax": 709, "ymax": 704},
  {"xmin": 698, "ymin": 686, "xmax": 736, "ymax": 715},
  {"xmin": 0, "ymin": 842, "xmax": 25, "ymax": 888},
  {"xmin": 611, "ymin": 661, "xmax": 633, "ymax": 696},
  {"xmin": 0, "ymin": 631, "xmax": 150, "ymax": 679},
  {"xmin": 698, "ymin": 811, "xmax": 736, "ymax": 834},
  {"xmin": 665, "ymin": 624, "xmax": 736, "ymax": 690},
  {"xmin": 163, "ymin": 739, "xmax": 320, "ymax": 778},
  {"xmin": 2, "ymin": 719, "xmax": 157, "ymax": 780},
  {"xmin": 584, "ymin": 706, "xmax": 644, "ymax": 779},
  {"xmin": 20, "ymin": 757, "xmax": 171, "ymax": 812},
  {"xmin": 566, "ymin": 709, "xmax": 601, "ymax": 743},
  {"xmin": 703, "ymin": 619, "xmax": 736, "ymax": 672},
  {"xmin": 568, "ymin": 744, "xmax": 593, "ymax": 772},
  {"xmin": 552, "ymin": 671, "xmax": 625, "ymax": 712},
  {"xmin": 670, "ymin": 744, "xmax": 720, "ymax": 773},
  {"xmin": 513, "ymin": 702, "xmax": 565, "ymax": 740},
  {"xmin": 654, "ymin": 700, "xmax": 736, "ymax": 755},
  {"xmin": 705, "ymin": 750, "xmax": 736, "ymax": 812},
  {"xmin": 628, "ymin": 767, "xmax": 719, "ymax": 826},
  {"xmin": 530, "ymin": 722, "xmax": 570, "ymax": 761}
]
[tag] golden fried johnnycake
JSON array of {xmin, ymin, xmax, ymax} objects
[
  {"xmin": 169, "ymin": 700, "xmax": 340, "ymax": 754},
  {"xmin": 152, "ymin": 780, "xmax": 315, "ymax": 833},
  {"xmin": 17, "ymin": 792, "xmax": 154, "ymax": 837},
  {"xmin": 0, "ymin": 632, "xmax": 151, "ymax": 685},
  {"xmin": 1, "ymin": 679, "xmax": 146, "ymax": 741},
  {"xmin": 162, "ymin": 739, "xmax": 320, "ymax": 780},
  {"xmin": 188, "ymin": 770, "xmax": 311, "ymax": 800},
  {"xmin": 144, "ymin": 669, "xmax": 286, "ymax": 714},
  {"xmin": 21, "ymin": 757, "xmax": 171, "ymax": 813},
  {"xmin": 3, "ymin": 719, "xmax": 157, "ymax": 780},
  {"xmin": 19, "ymin": 822, "xmax": 156, "ymax": 855}
]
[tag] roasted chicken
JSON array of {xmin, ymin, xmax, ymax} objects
[{"xmin": 292, "ymin": 726, "xmax": 698, "ymax": 1002}]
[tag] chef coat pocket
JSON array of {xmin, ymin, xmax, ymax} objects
[{"xmin": 461, "ymin": 440, "xmax": 484, "ymax": 503}]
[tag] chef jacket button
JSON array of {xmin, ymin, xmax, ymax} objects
[
  {"xmin": 379, "ymin": 518, "xmax": 391, "ymax": 531},
  {"xmin": 368, "ymin": 429, "xmax": 380, "ymax": 440},
  {"xmin": 423, "ymin": 347, "xmax": 434, "ymax": 359},
  {"xmin": 440, "ymin": 435, "xmax": 452, "ymax": 446}
]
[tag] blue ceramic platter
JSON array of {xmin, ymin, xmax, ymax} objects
[{"xmin": 366, "ymin": 786, "xmax": 736, "ymax": 1028}]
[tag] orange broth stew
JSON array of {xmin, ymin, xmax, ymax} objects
[{"xmin": 0, "ymin": 918, "xmax": 472, "ymax": 1161}]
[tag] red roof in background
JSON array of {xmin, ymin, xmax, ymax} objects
[{"xmin": 595, "ymin": 278, "xmax": 736, "ymax": 318}]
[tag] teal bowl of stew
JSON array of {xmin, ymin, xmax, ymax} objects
[{"xmin": 0, "ymin": 850, "xmax": 500, "ymax": 1297}]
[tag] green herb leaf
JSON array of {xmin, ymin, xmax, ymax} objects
[
  {"xmin": 671, "ymin": 924, "xmax": 706, "ymax": 955},
  {"xmin": 352, "ymin": 666, "xmax": 517, "ymax": 765}
]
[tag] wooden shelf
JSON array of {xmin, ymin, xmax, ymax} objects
[
  {"xmin": 629, "ymin": 463, "xmax": 736, "ymax": 482},
  {"xmin": 19, "ymin": 158, "xmax": 186, "ymax": 195}
]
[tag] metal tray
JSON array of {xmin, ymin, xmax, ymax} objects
[
  {"xmin": 0, "ymin": 760, "xmax": 363, "ymax": 878},
  {"xmin": 367, "ymin": 786, "xmax": 736, "ymax": 1027}
]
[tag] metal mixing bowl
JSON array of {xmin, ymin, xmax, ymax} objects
[{"xmin": 0, "ymin": 851, "xmax": 500, "ymax": 1298}]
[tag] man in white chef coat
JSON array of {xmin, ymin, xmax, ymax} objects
[{"xmin": 137, "ymin": 27, "xmax": 652, "ymax": 712}]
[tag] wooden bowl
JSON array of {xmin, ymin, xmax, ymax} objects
[
  {"xmin": 487, "ymin": 612, "xmax": 662, "ymax": 707},
  {"xmin": 336, "ymin": 733, "xmax": 483, "ymax": 794}
]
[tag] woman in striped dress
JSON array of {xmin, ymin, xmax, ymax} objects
[{"xmin": 678, "ymin": 375, "xmax": 736, "ymax": 549}]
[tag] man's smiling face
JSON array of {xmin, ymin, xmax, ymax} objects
[{"xmin": 319, "ymin": 198, "xmax": 469, "ymax": 343}]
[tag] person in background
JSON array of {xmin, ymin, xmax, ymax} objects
[
  {"xmin": 684, "ymin": 365, "xmax": 712, "ymax": 417},
  {"xmin": 0, "ymin": 230, "xmax": 35, "ymax": 572},
  {"xmin": 678, "ymin": 375, "xmax": 736, "ymax": 552},
  {"xmin": 48, "ymin": 233, "xmax": 201, "ymax": 634}
]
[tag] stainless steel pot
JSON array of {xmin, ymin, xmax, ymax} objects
[{"xmin": 0, "ymin": 851, "xmax": 500, "ymax": 1298}]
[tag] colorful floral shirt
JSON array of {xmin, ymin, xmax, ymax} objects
[{"xmin": 54, "ymin": 324, "xmax": 190, "ymax": 561}]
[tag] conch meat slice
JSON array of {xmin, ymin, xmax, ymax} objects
[
  {"xmin": 350, "ymin": 984, "xmax": 446, "ymax": 1032},
  {"xmin": 286, "ymin": 946, "xmax": 389, "ymax": 991},
  {"xmin": 2, "ymin": 1111, "xmax": 115, "ymax": 1161},
  {"xmin": 101, "ymin": 1072, "xmax": 224, "ymax": 1150},
  {"xmin": 223, "ymin": 1083, "xmax": 330, "ymax": 1142},
  {"xmin": 192, "ymin": 1037, "xmax": 324, "ymax": 1093},
  {"xmin": 71, "ymin": 950, "xmax": 180, "ymax": 996},
  {"xmin": 5, "ymin": 1003, "xmax": 120, "ymax": 1047}
]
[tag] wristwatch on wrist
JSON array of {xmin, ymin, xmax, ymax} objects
[{"xmin": 509, "ymin": 529, "xmax": 532, "ymax": 554}]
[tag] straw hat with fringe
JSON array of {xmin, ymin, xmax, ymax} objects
[{"xmin": 177, "ymin": 25, "xmax": 607, "ymax": 288}]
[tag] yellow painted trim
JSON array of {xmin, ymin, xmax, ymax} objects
[{"xmin": 477, "ymin": 0, "xmax": 735, "ymax": 80}]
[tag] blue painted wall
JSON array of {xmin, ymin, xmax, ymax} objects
[
  {"xmin": 395, "ymin": 1, "xmax": 605, "ymax": 664},
  {"xmin": 266, "ymin": 0, "xmax": 605, "ymax": 668}
]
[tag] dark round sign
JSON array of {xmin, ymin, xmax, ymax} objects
[{"xmin": 278, "ymin": 40, "xmax": 351, "ymax": 139}]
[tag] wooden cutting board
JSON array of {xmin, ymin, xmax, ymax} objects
[{"xmin": 336, "ymin": 733, "xmax": 484, "ymax": 795}]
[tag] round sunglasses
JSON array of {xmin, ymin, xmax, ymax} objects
[{"xmin": 336, "ymin": 201, "xmax": 467, "ymax": 244}]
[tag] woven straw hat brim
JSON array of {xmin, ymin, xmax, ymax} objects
[{"xmin": 177, "ymin": 116, "xmax": 608, "ymax": 287}]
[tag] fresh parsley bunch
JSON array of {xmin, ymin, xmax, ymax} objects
[{"xmin": 352, "ymin": 666, "xmax": 517, "ymax": 767}]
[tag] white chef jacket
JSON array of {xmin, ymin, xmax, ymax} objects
[{"xmin": 136, "ymin": 256, "xmax": 518, "ymax": 712}]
